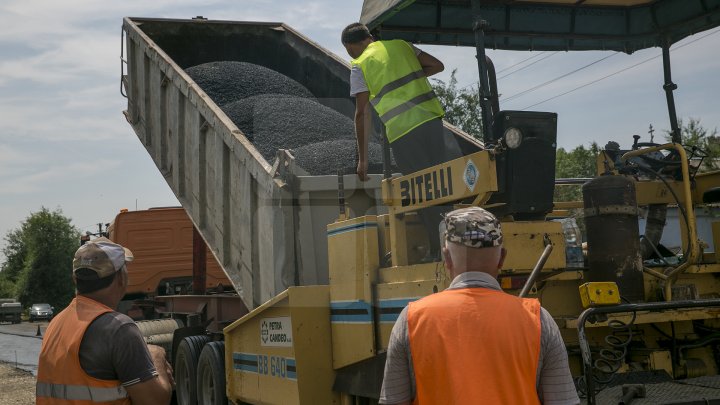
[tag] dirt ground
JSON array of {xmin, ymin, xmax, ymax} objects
[{"xmin": 0, "ymin": 362, "xmax": 35, "ymax": 405}]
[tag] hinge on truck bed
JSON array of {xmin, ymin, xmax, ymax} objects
[{"xmin": 273, "ymin": 149, "xmax": 296, "ymax": 183}]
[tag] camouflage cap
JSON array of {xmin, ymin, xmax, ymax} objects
[
  {"xmin": 73, "ymin": 237, "xmax": 134, "ymax": 279},
  {"xmin": 443, "ymin": 207, "xmax": 503, "ymax": 248}
]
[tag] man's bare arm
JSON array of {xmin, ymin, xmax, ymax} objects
[
  {"xmin": 354, "ymin": 91, "xmax": 371, "ymax": 181},
  {"xmin": 417, "ymin": 51, "xmax": 444, "ymax": 77},
  {"xmin": 125, "ymin": 345, "xmax": 173, "ymax": 405}
]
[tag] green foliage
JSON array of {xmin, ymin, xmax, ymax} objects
[
  {"xmin": 1, "ymin": 208, "xmax": 80, "ymax": 309},
  {"xmin": 1, "ymin": 228, "xmax": 27, "ymax": 284},
  {"xmin": 0, "ymin": 277, "xmax": 15, "ymax": 299},
  {"xmin": 554, "ymin": 143, "xmax": 601, "ymax": 202},
  {"xmin": 666, "ymin": 118, "xmax": 720, "ymax": 172},
  {"xmin": 0, "ymin": 228, "xmax": 25, "ymax": 298},
  {"xmin": 431, "ymin": 69, "xmax": 483, "ymax": 139}
]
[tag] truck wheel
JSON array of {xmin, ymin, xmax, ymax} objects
[
  {"xmin": 196, "ymin": 341, "xmax": 227, "ymax": 405},
  {"xmin": 175, "ymin": 335, "xmax": 210, "ymax": 405}
]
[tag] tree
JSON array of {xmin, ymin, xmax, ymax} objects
[
  {"xmin": 431, "ymin": 70, "xmax": 483, "ymax": 139},
  {"xmin": 1, "ymin": 228, "xmax": 28, "ymax": 285},
  {"xmin": 1, "ymin": 208, "xmax": 80, "ymax": 309},
  {"xmin": 554, "ymin": 143, "xmax": 601, "ymax": 202},
  {"xmin": 666, "ymin": 118, "xmax": 720, "ymax": 172},
  {"xmin": 0, "ymin": 228, "xmax": 26, "ymax": 297}
]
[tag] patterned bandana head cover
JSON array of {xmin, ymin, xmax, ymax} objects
[{"xmin": 444, "ymin": 207, "xmax": 503, "ymax": 248}]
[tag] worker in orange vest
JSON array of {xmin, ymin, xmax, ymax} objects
[
  {"xmin": 379, "ymin": 207, "xmax": 579, "ymax": 405},
  {"xmin": 36, "ymin": 237, "xmax": 173, "ymax": 404}
]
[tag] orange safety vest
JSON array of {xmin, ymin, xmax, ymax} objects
[
  {"xmin": 407, "ymin": 288, "xmax": 542, "ymax": 405},
  {"xmin": 36, "ymin": 296, "xmax": 131, "ymax": 404}
]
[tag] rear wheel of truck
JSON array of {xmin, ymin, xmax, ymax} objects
[
  {"xmin": 196, "ymin": 341, "xmax": 227, "ymax": 405},
  {"xmin": 175, "ymin": 335, "xmax": 210, "ymax": 405}
]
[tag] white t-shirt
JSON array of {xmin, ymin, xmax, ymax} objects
[{"xmin": 350, "ymin": 43, "xmax": 422, "ymax": 97}]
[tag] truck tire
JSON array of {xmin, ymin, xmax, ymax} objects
[
  {"xmin": 196, "ymin": 341, "xmax": 227, "ymax": 405},
  {"xmin": 175, "ymin": 335, "xmax": 210, "ymax": 405}
]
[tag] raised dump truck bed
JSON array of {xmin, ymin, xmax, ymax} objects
[{"xmin": 121, "ymin": 17, "xmax": 480, "ymax": 310}]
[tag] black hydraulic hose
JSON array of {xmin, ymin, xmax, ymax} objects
[
  {"xmin": 577, "ymin": 299, "xmax": 720, "ymax": 405},
  {"xmin": 634, "ymin": 165, "xmax": 691, "ymax": 267},
  {"xmin": 640, "ymin": 204, "xmax": 668, "ymax": 260}
]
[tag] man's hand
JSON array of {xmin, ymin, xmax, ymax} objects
[
  {"xmin": 125, "ymin": 344, "xmax": 173, "ymax": 405},
  {"xmin": 147, "ymin": 344, "xmax": 173, "ymax": 386},
  {"xmin": 357, "ymin": 158, "xmax": 369, "ymax": 181},
  {"xmin": 148, "ymin": 344, "xmax": 174, "ymax": 390}
]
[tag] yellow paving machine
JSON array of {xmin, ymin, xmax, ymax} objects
[{"xmin": 122, "ymin": 1, "xmax": 720, "ymax": 404}]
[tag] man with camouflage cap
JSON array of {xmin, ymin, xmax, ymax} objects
[
  {"xmin": 379, "ymin": 207, "xmax": 579, "ymax": 405},
  {"xmin": 37, "ymin": 237, "xmax": 173, "ymax": 405}
]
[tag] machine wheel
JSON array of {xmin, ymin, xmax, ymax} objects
[
  {"xmin": 174, "ymin": 335, "xmax": 210, "ymax": 405},
  {"xmin": 196, "ymin": 341, "xmax": 227, "ymax": 405}
]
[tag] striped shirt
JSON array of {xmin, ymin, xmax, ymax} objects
[{"xmin": 379, "ymin": 271, "xmax": 580, "ymax": 405}]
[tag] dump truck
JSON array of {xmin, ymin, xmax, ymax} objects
[
  {"xmin": 121, "ymin": 1, "xmax": 720, "ymax": 404},
  {"xmin": 102, "ymin": 207, "xmax": 234, "ymax": 318},
  {"xmin": 0, "ymin": 299, "xmax": 22, "ymax": 324}
]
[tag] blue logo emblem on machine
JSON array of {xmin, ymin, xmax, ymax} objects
[{"xmin": 464, "ymin": 160, "xmax": 479, "ymax": 191}]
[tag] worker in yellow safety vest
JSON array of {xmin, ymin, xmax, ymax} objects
[
  {"xmin": 36, "ymin": 237, "xmax": 173, "ymax": 405},
  {"xmin": 342, "ymin": 22, "xmax": 462, "ymax": 260}
]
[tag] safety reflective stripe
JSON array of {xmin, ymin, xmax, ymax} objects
[
  {"xmin": 370, "ymin": 69, "xmax": 425, "ymax": 107},
  {"xmin": 36, "ymin": 381, "xmax": 128, "ymax": 402},
  {"xmin": 379, "ymin": 90, "xmax": 439, "ymax": 123}
]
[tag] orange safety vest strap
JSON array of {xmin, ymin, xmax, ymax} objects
[
  {"xmin": 36, "ymin": 381, "xmax": 128, "ymax": 402},
  {"xmin": 408, "ymin": 288, "xmax": 542, "ymax": 405}
]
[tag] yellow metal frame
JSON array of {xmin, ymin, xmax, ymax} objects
[
  {"xmin": 327, "ymin": 216, "xmax": 380, "ymax": 369},
  {"xmin": 381, "ymin": 151, "xmax": 498, "ymax": 266},
  {"xmin": 224, "ymin": 286, "xmax": 338, "ymax": 405},
  {"xmin": 381, "ymin": 150, "xmax": 498, "ymax": 212}
]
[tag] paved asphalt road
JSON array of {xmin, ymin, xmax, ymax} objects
[{"xmin": 0, "ymin": 321, "xmax": 48, "ymax": 375}]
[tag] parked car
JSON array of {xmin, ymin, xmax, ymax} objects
[{"xmin": 29, "ymin": 303, "xmax": 54, "ymax": 322}]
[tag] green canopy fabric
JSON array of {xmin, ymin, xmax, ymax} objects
[{"xmin": 360, "ymin": 0, "xmax": 720, "ymax": 53}]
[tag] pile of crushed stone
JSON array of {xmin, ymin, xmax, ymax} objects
[
  {"xmin": 186, "ymin": 61, "xmax": 394, "ymax": 174},
  {"xmin": 185, "ymin": 61, "xmax": 314, "ymax": 106}
]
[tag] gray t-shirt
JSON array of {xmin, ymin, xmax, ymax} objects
[
  {"xmin": 79, "ymin": 311, "xmax": 158, "ymax": 387},
  {"xmin": 379, "ymin": 272, "xmax": 580, "ymax": 405},
  {"xmin": 350, "ymin": 43, "xmax": 422, "ymax": 97}
]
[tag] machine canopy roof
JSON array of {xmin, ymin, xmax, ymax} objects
[{"xmin": 360, "ymin": 0, "xmax": 720, "ymax": 53}]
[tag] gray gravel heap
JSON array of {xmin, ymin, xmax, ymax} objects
[
  {"xmin": 222, "ymin": 94, "xmax": 355, "ymax": 159},
  {"xmin": 188, "ymin": 62, "xmax": 394, "ymax": 175},
  {"xmin": 185, "ymin": 61, "xmax": 314, "ymax": 106},
  {"xmin": 291, "ymin": 140, "xmax": 392, "ymax": 175}
]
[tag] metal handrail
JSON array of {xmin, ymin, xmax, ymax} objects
[{"xmin": 620, "ymin": 144, "xmax": 701, "ymax": 301}]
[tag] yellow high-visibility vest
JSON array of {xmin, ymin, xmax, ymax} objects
[{"xmin": 352, "ymin": 40, "xmax": 444, "ymax": 143}]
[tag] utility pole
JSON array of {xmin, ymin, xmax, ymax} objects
[{"xmin": 648, "ymin": 124, "xmax": 655, "ymax": 143}]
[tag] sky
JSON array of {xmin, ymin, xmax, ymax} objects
[{"xmin": 0, "ymin": 0, "xmax": 718, "ymax": 260}]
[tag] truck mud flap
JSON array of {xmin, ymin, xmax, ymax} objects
[{"xmin": 332, "ymin": 352, "xmax": 386, "ymax": 399}]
